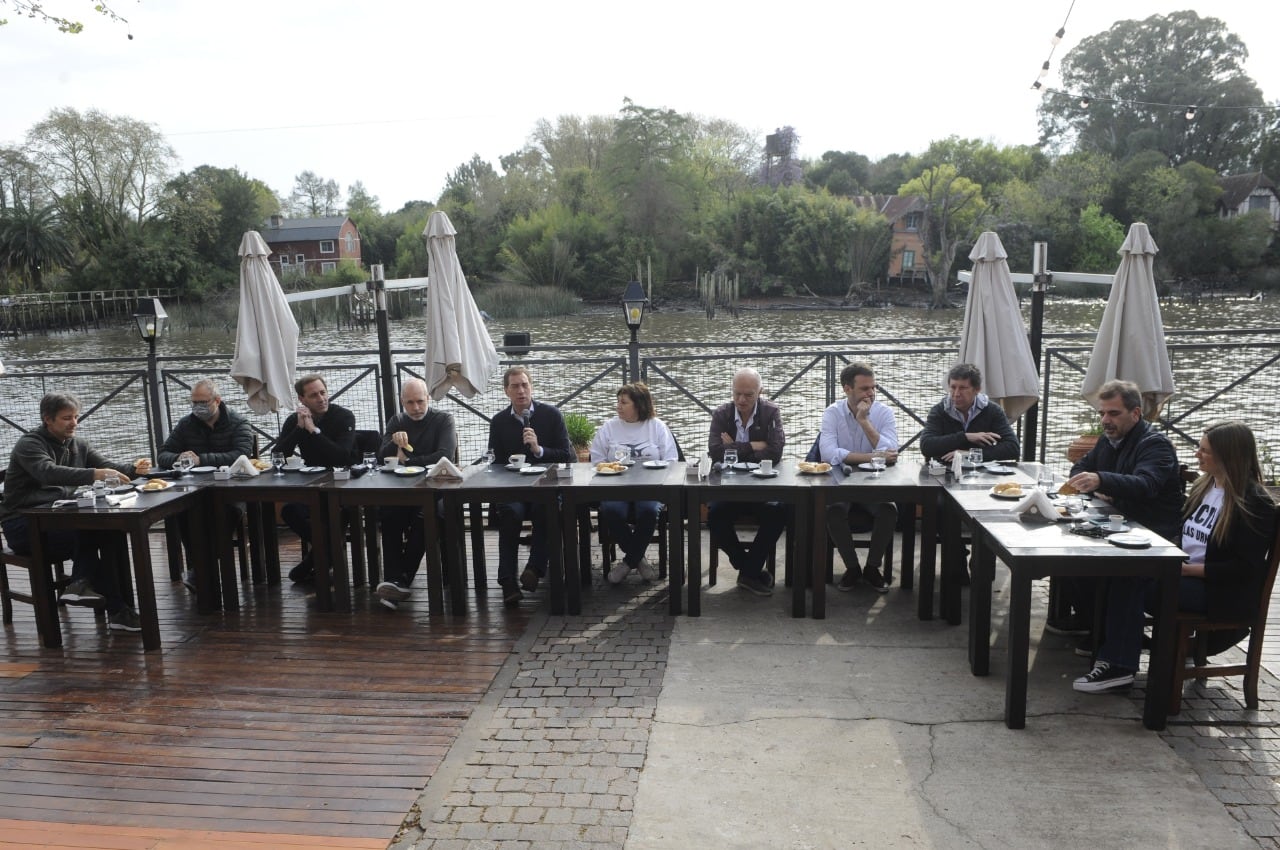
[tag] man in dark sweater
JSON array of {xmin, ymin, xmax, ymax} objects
[
  {"xmin": 919, "ymin": 363, "xmax": 1020, "ymax": 463},
  {"xmin": 373, "ymin": 378, "xmax": 458, "ymax": 610},
  {"xmin": 487, "ymin": 366, "xmax": 573, "ymax": 607},
  {"xmin": 0, "ymin": 392, "xmax": 151, "ymax": 632},
  {"xmin": 157, "ymin": 378, "xmax": 254, "ymax": 591},
  {"xmin": 276, "ymin": 373, "xmax": 360, "ymax": 582}
]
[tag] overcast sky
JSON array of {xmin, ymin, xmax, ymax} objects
[{"xmin": 3, "ymin": 0, "xmax": 1279, "ymax": 213}]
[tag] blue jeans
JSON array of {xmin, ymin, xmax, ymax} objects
[
  {"xmin": 598, "ymin": 500, "xmax": 660, "ymax": 566},
  {"xmin": 1097, "ymin": 576, "xmax": 1208, "ymax": 671}
]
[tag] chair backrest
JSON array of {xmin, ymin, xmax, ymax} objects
[
  {"xmin": 1252, "ymin": 503, "xmax": 1280, "ymax": 625},
  {"xmin": 354, "ymin": 429, "xmax": 381, "ymax": 463}
]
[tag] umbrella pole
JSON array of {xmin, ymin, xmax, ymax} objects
[{"xmin": 371, "ymin": 265, "xmax": 397, "ymax": 427}]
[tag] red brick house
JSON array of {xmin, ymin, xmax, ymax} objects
[
  {"xmin": 851, "ymin": 194, "xmax": 929, "ymax": 285},
  {"xmin": 261, "ymin": 215, "xmax": 362, "ymax": 276}
]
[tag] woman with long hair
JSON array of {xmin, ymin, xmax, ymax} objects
[
  {"xmin": 1075, "ymin": 421, "xmax": 1277, "ymax": 693},
  {"xmin": 588, "ymin": 382, "xmax": 679, "ymax": 585}
]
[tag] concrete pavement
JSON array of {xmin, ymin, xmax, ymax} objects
[{"xmin": 395, "ymin": 547, "xmax": 1280, "ymax": 849}]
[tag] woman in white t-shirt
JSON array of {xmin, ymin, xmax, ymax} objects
[
  {"xmin": 1075, "ymin": 421, "xmax": 1276, "ymax": 693},
  {"xmin": 589, "ymin": 383, "xmax": 680, "ymax": 584}
]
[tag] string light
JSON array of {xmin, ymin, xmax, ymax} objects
[
  {"xmin": 1052, "ymin": 27, "xmax": 1065, "ymax": 46},
  {"xmin": 1038, "ymin": 61, "xmax": 1051, "ymax": 80},
  {"xmin": 1079, "ymin": 95, "xmax": 1091, "ymax": 108},
  {"xmin": 1031, "ymin": 81, "xmax": 1043, "ymax": 90},
  {"xmin": 1184, "ymin": 106, "xmax": 1197, "ymax": 120},
  {"xmin": 1039, "ymin": 88, "xmax": 1280, "ymax": 116}
]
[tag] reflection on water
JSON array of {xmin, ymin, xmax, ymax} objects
[{"xmin": 2, "ymin": 294, "xmax": 1278, "ymax": 475}]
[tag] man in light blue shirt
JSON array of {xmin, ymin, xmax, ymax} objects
[{"xmin": 817, "ymin": 363, "xmax": 899, "ymax": 592}]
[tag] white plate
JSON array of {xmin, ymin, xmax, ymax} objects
[
  {"xmin": 1088, "ymin": 517, "xmax": 1131, "ymax": 533},
  {"xmin": 505, "ymin": 463, "xmax": 526, "ymax": 471},
  {"xmin": 1108, "ymin": 531, "xmax": 1150, "ymax": 548},
  {"xmin": 394, "ymin": 465, "xmax": 426, "ymax": 476},
  {"xmin": 751, "ymin": 469, "xmax": 780, "ymax": 478},
  {"xmin": 983, "ymin": 462, "xmax": 1015, "ymax": 475},
  {"xmin": 191, "ymin": 466, "xmax": 216, "ymax": 474},
  {"xmin": 300, "ymin": 466, "xmax": 328, "ymax": 474},
  {"xmin": 857, "ymin": 462, "xmax": 890, "ymax": 472},
  {"xmin": 642, "ymin": 460, "xmax": 670, "ymax": 469},
  {"xmin": 727, "ymin": 462, "xmax": 760, "ymax": 472},
  {"xmin": 520, "ymin": 465, "xmax": 548, "ymax": 475},
  {"xmin": 595, "ymin": 467, "xmax": 625, "ymax": 475},
  {"xmin": 989, "ymin": 486, "xmax": 1026, "ymax": 500},
  {"xmin": 284, "ymin": 464, "xmax": 304, "ymax": 472}
]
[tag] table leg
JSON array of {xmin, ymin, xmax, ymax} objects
[
  {"xmin": 898, "ymin": 500, "xmax": 916, "ymax": 590},
  {"xmin": 668, "ymin": 492, "xmax": 684, "ymax": 616},
  {"xmin": 1143, "ymin": 570, "xmax": 1177, "ymax": 731},
  {"xmin": 1004, "ymin": 569, "xmax": 1033, "ymax": 729},
  {"xmin": 968, "ymin": 532, "xmax": 992, "ymax": 676},
  {"xmin": 941, "ymin": 505, "xmax": 964, "ymax": 625},
  {"xmin": 686, "ymin": 493, "xmax": 701, "ymax": 617},
  {"xmin": 917, "ymin": 497, "xmax": 938, "ymax": 620},
  {"xmin": 545, "ymin": 501, "xmax": 565, "ymax": 616},
  {"xmin": 807, "ymin": 490, "xmax": 825, "ymax": 619},
  {"xmin": 422, "ymin": 498, "xmax": 445, "ymax": 616},
  {"xmin": 561, "ymin": 499, "xmax": 581, "ymax": 614},
  {"xmin": 469, "ymin": 501, "xmax": 487, "ymax": 595},
  {"xmin": 127, "ymin": 525, "xmax": 161, "ymax": 651},
  {"xmin": 315, "ymin": 496, "xmax": 339, "ymax": 612},
  {"xmin": 213, "ymin": 498, "xmax": 237, "ymax": 613},
  {"xmin": 24, "ymin": 523, "xmax": 63, "ymax": 649}
]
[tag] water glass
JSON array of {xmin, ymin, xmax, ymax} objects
[
  {"xmin": 483, "ymin": 447, "xmax": 496, "ymax": 470},
  {"xmin": 612, "ymin": 444, "xmax": 630, "ymax": 465},
  {"xmin": 871, "ymin": 450, "xmax": 886, "ymax": 477},
  {"xmin": 966, "ymin": 448, "xmax": 984, "ymax": 467},
  {"xmin": 1037, "ymin": 467, "xmax": 1055, "ymax": 492},
  {"xmin": 363, "ymin": 452, "xmax": 377, "ymax": 471},
  {"xmin": 723, "ymin": 447, "xmax": 738, "ymax": 474},
  {"xmin": 104, "ymin": 471, "xmax": 121, "ymax": 490},
  {"xmin": 271, "ymin": 451, "xmax": 286, "ymax": 476},
  {"xmin": 91, "ymin": 477, "xmax": 108, "ymax": 501},
  {"xmin": 176, "ymin": 456, "xmax": 193, "ymax": 477}
]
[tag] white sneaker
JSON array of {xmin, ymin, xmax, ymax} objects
[
  {"xmin": 376, "ymin": 581, "xmax": 412, "ymax": 606},
  {"xmin": 607, "ymin": 561, "xmax": 630, "ymax": 585},
  {"xmin": 636, "ymin": 558, "xmax": 657, "ymax": 582}
]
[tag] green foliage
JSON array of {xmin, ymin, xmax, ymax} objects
[
  {"xmin": 561, "ymin": 412, "xmax": 596, "ymax": 450},
  {"xmin": 474, "ymin": 283, "xmax": 581, "ymax": 319},
  {"xmin": 1073, "ymin": 204, "xmax": 1126, "ymax": 273},
  {"xmin": 898, "ymin": 165, "xmax": 988, "ymax": 306},
  {"xmin": 0, "ymin": 202, "xmax": 74, "ymax": 290}
]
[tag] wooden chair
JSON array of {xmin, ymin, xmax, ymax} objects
[
  {"xmin": 804, "ymin": 435, "xmax": 896, "ymax": 585},
  {"xmin": 1168, "ymin": 504, "xmax": 1280, "ymax": 714},
  {"xmin": 1, "ymin": 524, "xmax": 107, "ymax": 646}
]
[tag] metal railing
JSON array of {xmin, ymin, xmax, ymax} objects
[{"xmin": 4, "ymin": 329, "xmax": 1280, "ymax": 477}]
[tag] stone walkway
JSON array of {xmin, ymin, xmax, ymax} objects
[{"xmin": 391, "ymin": 557, "xmax": 1280, "ymax": 849}]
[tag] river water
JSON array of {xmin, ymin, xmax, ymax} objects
[{"xmin": 2, "ymin": 293, "xmax": 1278, "ymax": 475}]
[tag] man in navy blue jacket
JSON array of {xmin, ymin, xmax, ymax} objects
[{"xmin": 487, "ymin": 366, "xmax": 573, "ymax": 608}]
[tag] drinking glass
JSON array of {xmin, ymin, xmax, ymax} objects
[
  {"xmin": 104, "ymin": 471, "xmax": 121, "ymax": 490},
  {"xmin": 723, "ymin": 447, "xmax": 738, "ymax": 474},
  {"xmin": 271, "ymin": 451, "xmax": 286, "ymax": 476},
  {"xmin": 92, "ymin": 477, "xmax": 108, "ymax": 500},
  {"xmin": 176, "ymin": 456, "xmax": 193, "ymax": 477},
  {"xmin": 483, "ymin": 447, "xmax": 496, "ymax": 470},
  {"xmin": 963, "ymin": 447, "xmax": 983, "ymax": 481},
  {"xmin": 612, "ymin": 444, "xmax": 630, "ymax": 465},
  {"xmin": 1037, "ymin": 467, "xmax": 1055, "ymax": 492},
  {"xmin": 870, "ymin": 450, "xmax": 886, "ymax": 478},
  {"xmin": 363, "ymin": 451, "xmax": 377, "ymax": 471}
]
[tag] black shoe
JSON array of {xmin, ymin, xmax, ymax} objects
[
  {"xmin": 1045, "ymin": 614, "xmax": 1091, "ymax": 636},
  {"xmin": 836, "ymin": 570, "xmax": 861, "ymax": 592},
  {"xmin": 736, "ymin": 573, "xmax": 772, "ymax": 597},
  {"xmin": 520, "ymin": 566, "xmax": 540, "ymax": 593},
  {"xmin": 289, "ymin": 556, "xmax": 314, "ymax": 584},
  {"xmin": 1073, "ymin": 661, "xmax": 1135, "ymax": 693},
  {"xmin": 759, "ymin": 569, "xmax": 775, "ymax": 589},
  {"xmin": 863, "ymin": 565, "xmax": 890, "ymax": 593},
  {"xmin": 500, "ymin": 578, "xmax": 524, "ymax": 609}
]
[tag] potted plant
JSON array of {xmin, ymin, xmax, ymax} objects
[
  {"xmin": 563, "ymin": 412, "xmax": 595, "ymax": 462},
  {"xmin": 1066, "ymin": 415, "xmax": 1104, "ymax": 464}
]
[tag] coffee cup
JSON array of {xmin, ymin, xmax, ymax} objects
[
  {"xmin": 1107, "ymin": 514, "xmax": 1125, "ymax": 531},
  {"xmin": 509, "ymin": 454, "xmax": 525, "ymax": 467},
  {"xmin": 1064, "ymin": 496, "xmax": 1083, "ymax": 515},
  {"xmin": 285, "ymin": 457, "xmax": 303, "ymax": 469},
  {"xmin": 759, "ymin": 459, "xmax": 773, "ymax": 474},
  {"xmin": 382, "ymin": 457, "xmax": 399, "ymax": 469}
]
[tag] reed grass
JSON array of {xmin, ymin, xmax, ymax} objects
[{"xmin": 476, "ymin": 283, "xmax": 581, "ymax": 319}]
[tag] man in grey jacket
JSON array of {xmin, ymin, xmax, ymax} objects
[{"xmin": 0, "ymin": 392, "xmax": 151, "ymax": 632}]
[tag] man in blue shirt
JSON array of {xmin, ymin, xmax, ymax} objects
[{"xmin": 817, "ymin": 363, "xmax": 899, "ymax": 592}]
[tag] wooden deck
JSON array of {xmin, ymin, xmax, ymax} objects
[{"xmin": 0, "ymin": 532, "xmax": 529, "ymax": 850}]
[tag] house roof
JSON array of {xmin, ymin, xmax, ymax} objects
[
  {"xmin": 262, "ymin": 216, "xmax": 351, "ymax": 243},
  {"xmin": 850, "ymin": 194, "xmax": 926, "ymax": 221},
  {"xmin": 1217, "ymin": 172, "xmax": 1277, "ymax": 210}
]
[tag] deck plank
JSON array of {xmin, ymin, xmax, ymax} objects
[{"xmin": 0, "ymin": 532, "xmax": 526, "ymax": 845}]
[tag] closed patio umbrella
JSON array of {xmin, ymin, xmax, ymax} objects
[
  {"xmin": 423, "ymin": 210, "xmax": 499, "ymax": 400},
  {"xmin": 956, "ymin": 231, "xmax": 1041, "ymax": 418},
  {"xmin": 230, "ymin": 230, "xmax": 299, "ymax": 413},
  {"xmin": 1081, "ymin": 222, "xmax": 1176, "ymax": 419}
]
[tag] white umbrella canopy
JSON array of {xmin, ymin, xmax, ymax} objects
[
  {"xmin": 423, "ymin": 210, "xmax": 499, "ymax": 400},
  {"xmin": 230, "ymin": 231, "xmax": 299, "ymax": 414},
  {"xmin": 1081, "ymin": 222, "xmax": 1176, "ymax": 419},
  {"xmin": 955, "ymin": 231, "xmax": 1041, "ymax": 418}
]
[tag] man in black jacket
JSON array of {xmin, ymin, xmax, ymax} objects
[
  {"xmin": 0, "ymin": 392, "xmax": 151, "ymax": 632},
  {"xmin": 277, "ymin": 373, "xmax": 360, "ymax": 582},
  {"xmin": 919, "ymin": 363, "xmax": 1020, "ymax": 463},
  {"xmin": 158, "ymin": 378, "xmax": 254, "ymax": 591},
  {"xmin": 374, "ymin": 378, "xmax": 458, "ymax": 610},
  {"xmin": 487, "ymin": 366, "xmax": 573, "ymax": 608}
]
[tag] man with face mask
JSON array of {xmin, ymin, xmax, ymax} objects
[
  {"xmin": 373, "ymin": 378, "xmax": 458, "ymax": 611},
  {"xmin": 158, "ymin": 378, "xmax": 254, "ymax": 589}
]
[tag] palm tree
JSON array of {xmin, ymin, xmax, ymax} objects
[{"xmin": 0, "ymin": 202, "xmax": 74, "ymax": 290}]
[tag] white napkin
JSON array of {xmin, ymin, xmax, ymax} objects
[
  {"xmin": 1015, "ymin": 488, "xmax": 1060, "ymax": 522},
  {"xmin": 951, "ymin": 453, "xmax": 964, "ymax": 478},
  {"xmin": 106, "ymin": 492, "xmax": 138, "ymax": 508},
  {"xmin": 698, "ymin": 454, "xmax": 712, "ymax": 480},
  {"xmin": 229, "ymin": 455, "xmax": 259, "ymax": 476},
  {"xmin": 427, "ymin": 457, "xmax": 464, "ymax": 481}
]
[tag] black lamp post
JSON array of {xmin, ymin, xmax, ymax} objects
[
  {"xmin": 134, "ymin": 297, "xmax": 168, "ymax": 456},
  {"xmin": 622, "ymin": 280, "xmax": 649, "ymax": 383}
]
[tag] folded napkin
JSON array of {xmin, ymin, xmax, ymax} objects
[
  {"xmin": 427, "ymin": 457, "xmax": 464, "ymax": 481},
  {"xmin": 951, "ymin": 453, "xmax": 964, "ymax": 478},
  {"xmin": 53, "ymin": 499, "xmax": 79, "ymax": 509},
  {"xmin": 1014, "ymin": 488, "xmax": 1060, "ymax": 522},
  {"xmin": 228, "ymin": 455, "xmax": 259, "ymax": 477},
  {"xmin": 106, "ymin": 492, "xmax": 138, "ymax": 508},
  {"xmin": 698, "ymin": 454, "xmax": 712, "ymax": 480}
]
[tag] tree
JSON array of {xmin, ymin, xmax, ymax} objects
[
  {"xmin": 288, "ymin": 170, "xmax": 341, "ymax": 217},
  {"xmin": 845, "ymin": 206, "xmax": 892, "ymax": 302},
  {"xmin": 898, "ymin": 165, "xmax": 987, "ymax": 307},
  {"xmin": 1038, "ymin": 11, "xmax": 1268, "ymax": 173},
  {"xmin": 0, "ymin": 202, "xmax": 73, "ymax": 290},
  {"xmin": 0, "ymin": 0, "xmax": 129, "ymax": 33},
  {"xmin": 805, "ymin": 150, "xmax": 871, "ymax": 197}
]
